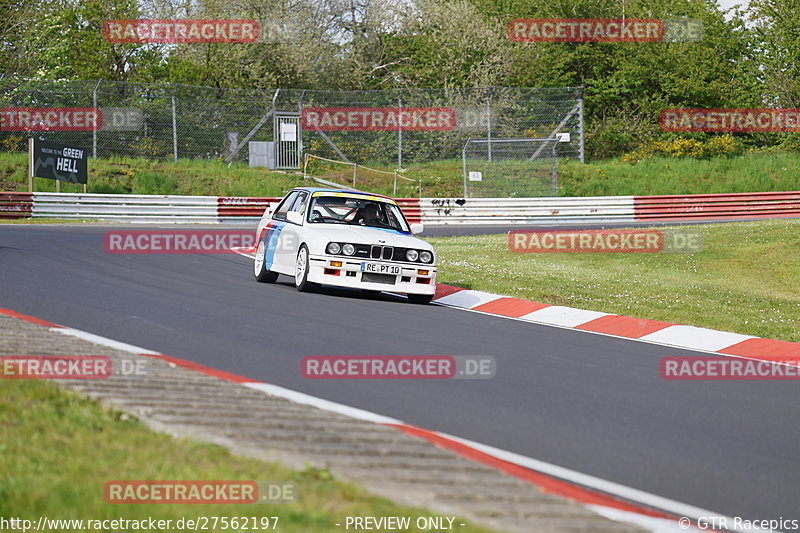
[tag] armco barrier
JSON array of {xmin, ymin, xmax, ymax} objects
[
  {"xmin": 0, "ymin": 193, "xmax": 280, "ymax": 224},
  {"xmin": 1, "ymin": 191, "xmax": 799, "ymax": 225},
  {"xmin": 416, "ymin": 196, "xmax": 635, "ymax": 225},
  {"xmin": 634, "ymin": 191, "xmax": 800, "ymax": 221},
  {"xmin": 0, "ymin": 192, "xmax": 32, "ymax": 219}
]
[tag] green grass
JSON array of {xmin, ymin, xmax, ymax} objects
[
  {"xmin": 558, "ymin": 152, "xmax": 800, "ymax": 196},
  {"xmin": 426, "ymin": 218, "xmax": 800, "ymax": 343},
  {"xmin": 0, "ymin": 379, "xmax": 496, "ymax": 532},
  {"xmin": 3, "ymin": 150, "xmax": 800, "ymax": 199},
  {"xmin": 388, "ymin": 152, "xmax": 800, "ymax": 197},
  {"xmin": 0, "ymin": 152, "xmax": 304, "ymax": 197}
]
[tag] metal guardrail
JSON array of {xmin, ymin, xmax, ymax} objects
[
  {"xmin": 0, "ymin": 192, "xmax": 279, "ymax": 224},
  {"xmin": 2, "ymin": 192, "xmax": 800, "ymax": 225},
  {"xmin": 416, "ymin": 196, "xmax": 635, "ymax": 224},
  {"xmin": 634, "ymin": 191, "xmax": 800, "ymax": 221}
]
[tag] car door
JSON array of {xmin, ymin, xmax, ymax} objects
[
  {"xmin": 273, "ymin": 191, "xmax": 308, "ymax": 272},
  {"xmin": 261, "ymin": 191, "xmax": 298, "ymax": 275}
]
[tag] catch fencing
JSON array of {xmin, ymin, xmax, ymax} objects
[
  {"xmin": 0, "ymin": 77, "xmax": 584, "ymax": 174},
  {"xmin": 462, "ymin": 138, "xmax": 559, "ymax": 198}
]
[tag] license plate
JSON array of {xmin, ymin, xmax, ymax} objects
[{"xmin": 361, "ymin": 262, "xmax": 401, "ymax": 275}]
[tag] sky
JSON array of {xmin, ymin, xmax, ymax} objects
[{"xmin": 717, "ymin": 0, "xmax": 750, "ymax": 15}]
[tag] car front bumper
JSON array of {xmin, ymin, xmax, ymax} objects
[{"xmin": 307, "ymin": 254, "xmax": 437, "ymax": 295}]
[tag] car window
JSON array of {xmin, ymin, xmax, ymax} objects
[
  {"xmin": 308, "ymin": 196, "xmax": 410, "ymax": 232},
  {"xmin": 272, "ymin": 191, "xmax": 299, "ymax": 221},
  {"xmin": 289, "ymin": 192, "xmax": 308, "ymax": 214}
]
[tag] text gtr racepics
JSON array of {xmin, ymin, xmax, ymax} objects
[{"xmin": 253, "ymin": 188, "xmax": 437, "ymax": 304}]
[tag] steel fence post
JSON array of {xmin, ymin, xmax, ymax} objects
[
  {"xmin": 171, "ymin": 84, "xmax": 178, "ymax": 162},
  {"xmin": 462, "ymin": 138, "xmax": 469, "ymax": 198},
  {"xmin": 92, "ymin": 79, "xmax": 102, "ymax": 158},
  {"xmin": 486, "ymin": 88, "xmax": 492, "ymax": 162},
  {"xmin": 397, "ymin": 94, "xmax": 403, "ymax": 170},
  {"xmin": 578, "ymin": 88, "xmax": 585, "ymax": 163},
  {"xmin": 552, "ymin": 140, "xmax": 558, "ymax": 196}
]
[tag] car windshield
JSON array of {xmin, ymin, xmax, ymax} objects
[{"xmin": 308, "ymin": 195, "xmax": 410, "ymax": 232}]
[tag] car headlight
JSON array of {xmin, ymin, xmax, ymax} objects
[
  {"xmin": 326, "ymin": 242, "xmax": 341, "ymax": 254},
  {"xmin": 419, "ymin": 250, "xmax": 433, "ymax": 263},
  {"xmin": 342, "ymin": 243, "xmax": 356, "ymax": 255},
  {"xmin": 406, "ymin": 249, "xmax": 419, "ymax": 262}
]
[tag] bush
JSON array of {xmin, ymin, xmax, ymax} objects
[{"xmin": 622, "ymin": 134, "xmax": 743, "ymax": 162}]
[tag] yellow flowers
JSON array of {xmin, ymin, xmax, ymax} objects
[
  {"xmin": 0, "ymin": 134, "xmax": 25, "ymax": 151},
  {"xmin": 623, "ymin": 134, "xmax": 741, "ymax": 162}
]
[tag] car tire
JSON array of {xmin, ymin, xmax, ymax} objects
[
  {"xmin": 295, "ymin": 244, "xmax": 319, "ymax": 292},
  {"xmin": 254, "ymin": 240, "xmax": 279, "ymax": 283},
  {"xmin": 407, "ymin": 293, "xmax": 433, "ymax": 305}
]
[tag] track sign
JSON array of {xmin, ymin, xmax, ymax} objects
[
  {"xmin": 468, "ymin": 171, "xmax": 483, "ymax": 182},
  {"xmin": 30, "ymin": 139, "xmax": 88, "ymax": 184}
]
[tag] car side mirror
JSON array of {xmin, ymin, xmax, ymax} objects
[
  {"xmin": 410, "ymin": 223, "xmax": 424, "ymax": 235},
  {"xmin": 286, "ymin": 211, "xmax": 303, "ymax": 225}
]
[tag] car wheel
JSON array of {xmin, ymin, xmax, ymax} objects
[
  {"xmin": 295, "ymin": 244, "xmax": 319, "ymax": 292},
  {"xmin": 254, "ymin": 240, "xmax": 278, "ymax": 283},
  {"xmin": 407, "ymin": 293, "xmax": 433, "ymax": 305}
]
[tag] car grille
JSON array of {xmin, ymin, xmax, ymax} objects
[
  {"xmin": 370, "ymin": 245, "xmax": 394, "ymax": 260},
  {"xmin": 361, "ymin": 272, "xmax": 397, "ymax": 284}
]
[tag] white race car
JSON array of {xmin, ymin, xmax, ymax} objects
[{"xmin": 253, "ymin": 187, "xmax": 437, "ymax": 304}]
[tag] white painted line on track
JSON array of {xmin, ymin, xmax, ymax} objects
[
  {"xmin": 245, "ymin": 382, "xmax": 401, "ymax": 425},
  {"xmin": 53, "ymin": 327, "xmax": 161, "ymax": 355}
]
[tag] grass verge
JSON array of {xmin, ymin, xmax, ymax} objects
[
  {"xmin": 2, "ymin": 150, "xmax": 800, "ymax": 198},
  {"xmin": 426, "ymin": 218, "xmax": 800, "ymax": 343},
  {"xmin": 0, "ymin": 379, "xmax": 496, "ymax": 532}
]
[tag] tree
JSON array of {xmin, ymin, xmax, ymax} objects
[
  {"xmin": 749, "ymin": 0, "xmax": 800, "ymax": 108},
  {"xmin": 378, "ymin": 0, "xmax": 512, "ymax": 88}
]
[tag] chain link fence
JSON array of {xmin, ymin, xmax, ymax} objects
[
  {"xmin": 462, "ymin": 138, "xmax": 559, "ymax": 198},
  {"xmin": 0, "ymin": 77, "xmax": 583, "ymax": 196}
]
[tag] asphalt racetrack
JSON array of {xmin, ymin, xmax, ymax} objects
[{"xmin": 2, "ymin": 223, "xmax": 798, "ymax": 521}]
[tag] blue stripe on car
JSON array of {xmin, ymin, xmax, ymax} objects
[{"xmin": 262, "ymin": 221, "xmax": 285, "ymax": 269}]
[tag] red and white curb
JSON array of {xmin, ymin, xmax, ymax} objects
[
  {"xmin": 1, "ymin": 307, "xmax": 758, "ymax": 532},
  {"xmin": 228, "ymin": 249, "xmax": 799, "ymax": 365},
  {"xmin": 430, "ymin": 284, "xmax": 800, "ymax": 365}
]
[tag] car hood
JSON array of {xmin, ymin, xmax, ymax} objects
[{"xmin": 309, "ymin": 224, "xmax": 432, "ymax": 250}]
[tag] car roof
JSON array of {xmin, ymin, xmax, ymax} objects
[{"xmin": 291, "ymin": 187, "xmax": 395, "ymax": 202}]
